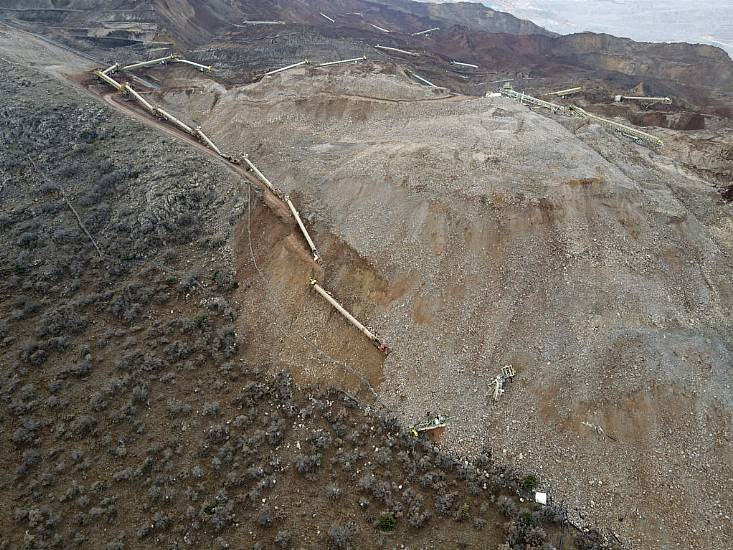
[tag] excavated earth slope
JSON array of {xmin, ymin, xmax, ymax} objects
[
  {"xmin": 154, "ymin": 63, "xmax": 733, "ymax": 549},
  {"xmin": 1, "ymin": 27, "xmax": 598, "ymax": 550}
]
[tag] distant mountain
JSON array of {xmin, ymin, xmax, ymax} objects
[
  {"xmin": 419, "ymin": 0, "xmax": 733, "ymax": 58},
  {"xmin": 0, "ymin": 0, "xmax": 554, "ymax": 46},
  {"xmin": 3, "ymin": 0, "xmax": 732, "ymax": 110}
]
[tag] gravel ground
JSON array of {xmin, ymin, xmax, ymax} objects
[{"xmin": 155, "ymin": 64, "xmax": 733, "ymax": 549}]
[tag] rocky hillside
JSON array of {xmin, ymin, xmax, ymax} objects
[
  {"xmin": 0, "ymin": 0, "xmax": 551, "ymax": 47},
  {"xmin": 147, "ymin": 60, "xmax": 731, "ymax": 549},
  {"xmin": 0, "ymin": 31, "xmax": 608, "ymax": 549},
  {"xmin": 551, "ymin": 32, "xmax": 733, "ymax": 92},
  {"xmin": 0, "ymin": 1, "xmax": 731, "ymax": 549},
  {"xmin": 3, "ymin": 0, "xmax": 731, "ymax": 118}
]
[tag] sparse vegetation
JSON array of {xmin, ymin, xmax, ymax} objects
[
  {"xmin": 377, "ymin": 512, "xmax": 397, "ymax": 532},
  {"xmin": 522, "ymin": 474, "xmax": 539, "ymax": 492}
]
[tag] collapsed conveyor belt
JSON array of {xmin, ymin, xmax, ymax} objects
[
  {"xmin": 93, "ymin": 58, "xmax": 389, "ymax": 355},
  {"xmin": 117, "ymin": 55, "xmax": 213, "ymax": 73},
  {"xmin": 495, "ymin": 83, "xmax": 663, "ymax": 149},
  {"xmin": 569, "ymin": 104, "xmax": 663, "ymax": 148}
]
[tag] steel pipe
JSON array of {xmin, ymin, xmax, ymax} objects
[
  {"xmin": 370, "ymin": 23, "xmax": 390, "ymax": 33},
  {"xmin": 285, "ymin": 196, "xmax": 320, "ymax": 263},
  {"xmin": 317, "ymin": 56, "xmax": 367, "ymax": 67},
  {"xmin": 194, "ymin": 127, "xmax": 222, "ymax": 155},
  {"xmin": 569, "ymin": 104, "xmax": 663, "ymax": 148},
  {"xmin": 236, "ymin": 20, "xmax": 285, "ymax": 26},
  {"xmin": 409, "ymin": 71, "xmax": 437, "ymax": 88},
  {"xmin": 614, "ymin": 95, "xmax": 672, "ymax": 105},
  {"xmin": 451, "ymin": 61, "xmax": 478, "ymax": 69},
  {"xmin": 265, "ymin": 59, "xmax": 310, "ymax": 76},
  {"xmin": 122, "ymin": 55, "xmax": 177, "ymax": 71},
  {"xmin": 412, "ymin": 27, "xmax": 439, "ymax": 36},
  {"xmin": 174, "ymin": 58, "xmax": 214, "ymax": 72},
  {"xmin": 94, "ymin": 70, "xmax": 124, "ymax": 92},
  {"xmin": 242, "ymin": 157, "xmax": 281, "ymax": 196},
  {"xmin": 122, "ymin": 84, "xmax": 155, "ymax": 114},
  {"xmin": 309, "ymin": 280, "xmax": 388, "ymax": 353},
  {"xmin": 101, "ymin": 63, "xmax": 119, "ymax": 75},
  {"xmin": 548, "ymin": 86, "xmax": 582, "ymax": 97},
  {"xmin": 153, "ymin": 107, "xmax": 195, "ymax": 136},
  {"xmin": 320, "ymin": 13, "xmax": 335, "ymax": 23},
  {"xmin": 500, "ymin": 84, "xmax": 565, "ymax": 114},
  {"xmin": 374, "ymin": 44, "xmax": 419, "ymax": 57}
]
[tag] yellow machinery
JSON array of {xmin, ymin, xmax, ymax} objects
[{"xmin": 410, "ymin": 415, "xmax": 447, "ymax": 437}]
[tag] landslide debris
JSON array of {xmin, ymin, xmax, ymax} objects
[{"xmin": 162, "ymin": 63, "xmax": 733, "ymax": 549}]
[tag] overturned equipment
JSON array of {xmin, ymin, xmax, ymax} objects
[
  {"xmin": 490, "ymin": 365, "xmax": 516, "ymax": 402},
  {"xmin": 265, "ymin": 59, "xmax": 310, "ymax": 77},
  {"xmin": 614, "ymin": 95, "xmax": 671, "ymax": 106},
  {"xmin": 220, "ymin": 153, "xmax": 241, "ymax": 165},
  {"xmin": 410, "ymin": 415, "xmax": 447, "ymax": 437},
  {"xmin": 569, "ymin": 104, "xmax": 663, "ymax": 149},
  {"xmin": 285, "ymin": 196, "xmax": 321, "ymax": 263},
  {"xmin": 498, "ymin": 84, "xmax": 566, "ymax": 114},
  {"xmin": 309, "ymin": 280, "xmax": 389, "ymax": 353}
]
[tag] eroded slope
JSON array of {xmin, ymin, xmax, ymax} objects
[{"xmin": 155, "ymin": 63, "xmax": 733, "ymax": 548}]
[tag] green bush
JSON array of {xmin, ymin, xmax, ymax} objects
[
  {"xmin": 378, "ymin": 513, "xmax": 396, "ymax": 532},
  {"xmin": 193, "ymin": 313, "xmax": 209, "ymax": 329},
  {"xmin": 522, "ymin": 474, "xmax": 538, "ymax": 492},
  {"xmin": 456, "ymin": 503, "xmax": 471, "ymax": 522},
  {"xmin": 520, "ymin": 511, "xmax": 535, "ymax": 526}
]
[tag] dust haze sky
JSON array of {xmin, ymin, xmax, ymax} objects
[{"xmin": 418, "ymin": 0, "xmax": 733, "ymax": 57}]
